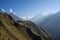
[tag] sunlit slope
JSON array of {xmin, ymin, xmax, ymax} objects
[
  {"xmin": 0, "ymin": 13, "xmax": 54, "ymax": 40},
  {"xmin": 0, "ymin": 13, "xmax": 32, "ymax": 40},
  {"xmin": 0, "ymin": 25, "xmax": 16, "ymax": 40}
]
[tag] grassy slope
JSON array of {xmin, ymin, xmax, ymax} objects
[
  {"xmin": 0, "ymin": 13, "xmax": 54, "ymax": 40},
  {"xmin": 0, "ymin": 26, "xmax": 16, "ymax": 40},
  {"xmin": 0, "ymin": 14, "xmax": 32, "ymax": 40}
]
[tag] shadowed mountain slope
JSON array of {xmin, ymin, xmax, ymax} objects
[
  {"xmin": 36, "ymin": 11, "xmax": 60, "ymax": 40},
  {"xmin": 0, "ymin": 12, "xmax": 53, "ymax": 40}
]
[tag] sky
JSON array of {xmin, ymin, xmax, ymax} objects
[{"xmin": 0, "ymin": 0, "xmax": 60, "ymax": 20}]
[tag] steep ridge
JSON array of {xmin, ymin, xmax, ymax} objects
[
  {"xmin": 0, "ymin": 13, "xmax": 31, "ymax": 40},
  {"xmin": 0, "ymin": 12, "xmax": 53, "ymax": 40},
  {"xmin": 18, "ymin": 21, "xmax": 51, "ymax": 38}
]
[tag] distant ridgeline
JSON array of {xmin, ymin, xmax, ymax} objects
[
  {"xmin": 0, "ymin": 9, "xmax": 22, "ymax": 21},
  {"xmin": 0, "ymin": 10, "xmax": 54, "ymax": 40}
]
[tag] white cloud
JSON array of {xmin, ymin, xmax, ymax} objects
[
  {"xmin": 10, "ymin": 8, "xmax": 13, "ymax": 13},
  {"xmin": 42, "ymin": 13, "xmax": 49, "ymax": 16},
  {"xmin": 20, "ymin": 16, "xmax": 33, "ymax": 20},
  {"xmin": 10, "ymin": 8, "xmax": 16, "ymax": 15},
  {"xmin": 1, "ymin": 9, "xmax": 5, "ymax": 12}
]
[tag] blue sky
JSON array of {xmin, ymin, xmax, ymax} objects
[{"xmin": 0, "ymin": 0, "xmax": 60, "ymax": 19}]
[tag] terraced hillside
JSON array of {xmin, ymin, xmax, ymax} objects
[{"xmin": 0, "ymin": 13, "xmax": 54, "ymax": 40}]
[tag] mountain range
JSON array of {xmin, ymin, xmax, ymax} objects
[
  {"xmin": 0, "ymin": 12, "xmax": 53, "ymax": 40},
  {"xmin": 32, "ymin": 11, "xmax": 60, "ymax": 40}
]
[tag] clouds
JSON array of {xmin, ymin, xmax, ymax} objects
[
  {"xmin": 10, "ymin": 8, "xmax": 13, "ymax": 13},
  {"xmin": 20, "ymin": 16, "xmax": 33, "ymax": 20},
  {"xmin": 10, "ymin": 8, "xmax": 16, "ymax": 15},
  {"xmin": 1, "ymin": 9, "xmax": 5, "ymax": 12},
  {"xmin": 41, "ymin": 13, "xmax": 50, "ymax": 16}
]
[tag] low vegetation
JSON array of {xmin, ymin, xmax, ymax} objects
[{"xmin": 0, "ymin": 13, "xmax": 54, "ymax": 40}]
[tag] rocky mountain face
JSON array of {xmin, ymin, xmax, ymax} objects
[{"xmin": 0, "ymin": 12, "xmax": 53, "ymax": 40}]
